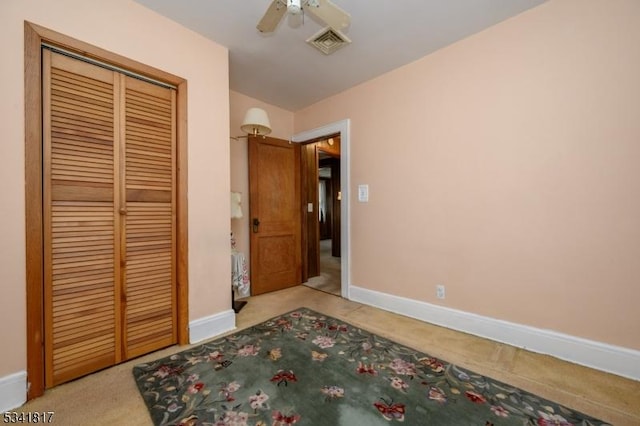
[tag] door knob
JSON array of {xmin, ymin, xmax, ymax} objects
[{"xmin": 252, "ymin": 218, "xmax": 260, "ymax": 233}]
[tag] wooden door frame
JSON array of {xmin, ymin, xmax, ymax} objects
[
  {"xmin": 301, "ymin": 142, "xmax": 320, "ymax": 282},
  {"xmin": 24, "ymin": 22, "xmax": 190, "ymax": 400}
]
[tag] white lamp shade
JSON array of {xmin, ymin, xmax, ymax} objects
[
  {"xmin": 231, "ymin": 191, "xmax": 243, "ymax": 219},
  {"xmin": 240, "ymin": 107, "xmax": 272, "ymax": 136}
]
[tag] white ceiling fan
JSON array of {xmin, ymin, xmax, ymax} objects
[{"xmin": 257, "ymin": 0, "xmax": 351, "ymax": 33}]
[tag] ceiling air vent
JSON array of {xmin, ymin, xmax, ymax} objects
[{"xmin": 306, "ymin": 27, "xmax": 351, "ymax": 55}]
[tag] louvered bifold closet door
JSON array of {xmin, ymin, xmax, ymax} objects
[
  {"xmin": 122, "ymin": 76, "xmax": 177, "ymax": 359},
  {"xmin": 43, "ymin": 50, "xmax": 177, "ymax": 387},
  {"xmin": 43, "ymin": 51, "xmax": 121, "ymax": 387}
]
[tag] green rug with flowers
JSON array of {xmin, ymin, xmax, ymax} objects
[{"xmin": 132, "ymin": 308, "xmax": 608, "ymax": 426}]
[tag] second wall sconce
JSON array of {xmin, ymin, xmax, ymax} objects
[{"xmin": 231, "ymin": 107, "xmax": 272, "ymax": 140}]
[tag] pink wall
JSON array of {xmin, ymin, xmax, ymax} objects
[
  {"xmin": 2, "ymin": 0, "xmax": 638, "ymax": 390},
  {"xmin": 295, "ymin": 0, "xmax": 640, "ymax": 350},
  {"xmin": 1, "ymin": 0, "xmax": 230, "ymax": 377},
  {"xmin": 230, "ymin": 91, "xmax": 294, "ymax": 266}
]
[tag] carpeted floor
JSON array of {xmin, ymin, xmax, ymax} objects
[{"xmin": 304, "ymin": 239, "xmax": 341, "ymax": 296}]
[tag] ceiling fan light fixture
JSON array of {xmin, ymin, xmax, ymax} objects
[
  {"xmin": 257, "ymin": 0, "xmax": 350, "ymax": 33},
  {"xmin": 287, "ymin": 0, "xmax": 302, "ymax": 15}
]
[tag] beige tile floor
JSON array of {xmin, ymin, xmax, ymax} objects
[
  {"xmin": 19, "ymin": 286, "xmax": 640, "ymax": 425},
  {"xmin": 303, "ymin": 239, "xmax": 341, "ymax": 296}
]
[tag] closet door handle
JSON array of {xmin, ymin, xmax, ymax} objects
[{"xmin": 252, "ymin": 218, "xmax": 260, "ymax": 233}]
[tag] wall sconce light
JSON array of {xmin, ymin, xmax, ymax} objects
[{"xmin": 231, "ymin": 107, "xmax": 272, "ymax": 140}]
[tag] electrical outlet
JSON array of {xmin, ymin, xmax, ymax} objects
[{"xmin": 436, "ymin": 284, "xmax": 445, "ymax": 299}]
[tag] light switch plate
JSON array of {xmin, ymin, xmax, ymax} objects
[{"xmin": 358, "ymin": 184, "xmax": 369, "ymax": 202}]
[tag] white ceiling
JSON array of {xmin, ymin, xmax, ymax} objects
[{"xmin": 135, "ymin": 0, "xmax": 546, "ymax": 111}]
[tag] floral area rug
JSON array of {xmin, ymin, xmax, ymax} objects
[{"xmin": 132, "ymin": 308, "xmax": 609, "ymax": 426}]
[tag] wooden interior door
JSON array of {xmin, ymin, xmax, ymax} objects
[
  {"xmin": 248, "ymin": 136, "xmax": 302, "ymax": 295},
  {"xmin": 42, "ymin": 50, "xmax": 176, "ymax": 386},
  {"xmin": 328, "ymin": 157, "xmax": 341, "ymax": 257}
]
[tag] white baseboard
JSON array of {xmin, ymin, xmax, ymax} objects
[
  {"xmin": 0, "ymin": 311, "xmax": 235, "ymax": 411},
  {"xmin": 189, "ymin": 309, "xmax": 236, "ymax": 344},
  {"xmin": 0, "ymin": 371, "xmax": 27, "ymax": 412},
  {"xmin": 349, "ymin": 285, "xmax": 640, "ymax": 381}
]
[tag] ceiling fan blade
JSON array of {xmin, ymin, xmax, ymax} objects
[
  {"xmin": 257, "ymin": 0, "xmax": 287, "ymax": 33},
  {"xmin": 305, "ymin": 0, "xmax": 350, "ymax": 31}
]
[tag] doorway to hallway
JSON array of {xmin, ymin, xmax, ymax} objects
[{"xmin": 293, "ymin": 119, "xmax": 350, "ymax": 299}]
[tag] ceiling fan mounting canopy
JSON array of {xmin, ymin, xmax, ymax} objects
[{"xmin": 257, "ymin": 0, "xmax": 350, "ymax": 33}]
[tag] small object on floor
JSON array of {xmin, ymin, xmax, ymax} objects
[
  {"xmin": 233, "ymin": 300, "xmax": 247, "ymax": 313},
  {"xmin": 232, "ymin": 287, "xmax": 247, "ymax": 313}
]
